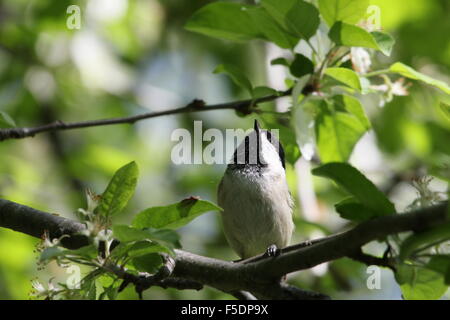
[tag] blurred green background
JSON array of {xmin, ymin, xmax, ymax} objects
[{"xmin": 0, "ymin": 0, "xmax": 449, "ymax": 299}]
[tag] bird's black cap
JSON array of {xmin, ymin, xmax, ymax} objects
[{"xmin": 230, "ymin": 119, "xmax": 286, "ymax": 170}]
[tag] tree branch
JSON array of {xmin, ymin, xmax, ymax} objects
[
  {"xmin": 348, "ymin": 248, "xmax": 396, "ymax": 271},
  {"xmin": 244, "ymin": 202, "xmax": 447, "ymax": 279},
  {"xmin": 104, "ymin": 255, "xmax": 204, "ymax": 299},
  {"xmin": 0, "ymin": 199, "xmax": 88, "ymax": 249},
  {"xmin": 0, "ymin": 90, "xmax": 291, "ymax": 142},
  {"xmin": 0, "ymin": 198, "xmax": 447, "ymax": 299}
]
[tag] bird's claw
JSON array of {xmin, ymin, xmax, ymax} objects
[{"xmin": 265, "ymin": 244, "xmax": 280, "ymax": 257}]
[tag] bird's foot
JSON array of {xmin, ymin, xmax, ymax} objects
[{"xmin": 264, "ymin": 244, "xmax": 281, "ymax": 257}]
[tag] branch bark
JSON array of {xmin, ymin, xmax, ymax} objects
[
  {"xmin": 0, "ymin": 90, "xmax": 291, "ymax": 142},
  {"xmin": 0, "ymin": 198, "xmax": 448, "ymax": 299}
]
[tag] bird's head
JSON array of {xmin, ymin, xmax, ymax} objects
[{"xmin": 231, "ymin": 120, "xmax": 285, "ymax": 171}]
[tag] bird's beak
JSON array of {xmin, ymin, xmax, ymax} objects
[{"xmin": 254, "ymin": 119, "xmax": 261, "ymax": 133}]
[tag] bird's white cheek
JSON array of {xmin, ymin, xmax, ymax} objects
[{"xmin": 259, "ymin": 135, "xmax": 285, "ymax": 174}]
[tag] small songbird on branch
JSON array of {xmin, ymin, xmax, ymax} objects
[{"xmin": 218, "ymin": 120, "xmax": 294, "ymax": 259}]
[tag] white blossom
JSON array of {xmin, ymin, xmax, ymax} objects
[
  {"xmin": 351, "ymin": 48, "xmax": 372, "ymax": 74},
  {"xmin": 41, "ymin": 231, "xmax": 69, "ymax": 249},
  {"xmin": 30, "ymin": 279, "xmax": 59, "ymax": 298},
  {"xmin": 391, "ymin": 78, "xmax": 410, "ymax": 96},
  {"xmin": 408, "ymin": 176, "xmax": 445, "ymax": 210},
  {"xmin": 370, "ymin": 78, "xmax": 411, "ymax": 107},
  {"xmin": 77, "ymin": 189, "xmax": 101, "ymax": 219}
]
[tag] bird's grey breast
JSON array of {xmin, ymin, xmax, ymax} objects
[{"xmin": 218, "ymin": 165, "xmax": 294, "ymax": 258}]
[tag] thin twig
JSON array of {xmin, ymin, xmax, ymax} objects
[
  {"xmin": 0, "ymin": 90, "xmax": 292, "ymax": 142},
  {"xmin": 330, "ymin": 49, "xmax": 350, "ymax": 67},
  {"xmin": 348, "ymin": 248, "xmax": 396, "ymax": 271},
  {"xmin": 308, "ymin": 45, "xmax": 339, "ymax": 91},
  {"xmin": 104, "ymin": 254, "xmax": 199, "ymax": 299}
]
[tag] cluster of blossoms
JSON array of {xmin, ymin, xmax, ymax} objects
[
  {"xmin": 340, "ymin": 20, "xmax": 412, "ymax": 107},
  {"xmin": 408, "ymin": 176, "xmax": 445, "ymax": 210}
]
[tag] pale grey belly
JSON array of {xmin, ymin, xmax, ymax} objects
[{"xmin": 218, "ymin": 173, "xmax": 294, "ymax": 259}]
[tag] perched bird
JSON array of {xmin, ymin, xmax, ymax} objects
[{"xmin": 218, "ymin": 120, "xmax": 294, "ymax": 259}]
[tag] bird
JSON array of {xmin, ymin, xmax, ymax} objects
[{"xmin": 218, "ymin": 120, "xmax": 294, "ymax": 259}]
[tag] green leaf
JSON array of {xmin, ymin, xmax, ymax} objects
[
  {"xmin": 332, "ymin": 95, "xmax": 371, "ymax": 130},
  {"xmin": 86, "ymin": 280, "xmax": 97, "ymax": 300},
  {"xmin": 65, "ymin": 245, "xmax": 98, "ymax": 259},
  {"xmin": 246, "ymin": 7, "xmax": 299, "ymax": 49},
  {"xmin": 127, "ymin": 240, "xmax": 171, "ymax": 258},
  {"xmin": 40, "ymin": 245, "xmax": 98, "ymax": 263},
  {"xmin": 149, "ymin": 229, "xmax": 181, "ymax": 249},
  {"xmin": 335, "ymin": 197, "xmax": 377, "ymax": 222},
  {"xmin": 112, "ymin": 224, "xmax": 165, "ymax": 243},
  {"xmin": 103, "ymin": 284, "xmax": 119, "ymax": 300},
  {"xmin": 325, "ymin": 67, "xmax": 361, "ymax": 91},
  {"xmin": 444, "ymin": 267, "xmax": 450, "ymax": 286},
  {"xmin": 284, "ymin": 1, "xmax": 320, "ymax": 40},
  {"xmin": 95, "ymin": 161, "xmax": 139, "ymax": 218},
  {"xmin": 262, "ymin": 0, "xmax": 320, "ymax": 40},
  {"xmin": 399, "ymin": 222, "xmax": 450, "ymax": 261},
  {"xmin": 371, "ymin": 31, "xmax": 395, "ymax": 56},
  {"xmin": 315, "ymin": 101, "xmax": 367, "ymax": 162},
  {"xmin": 40, "ymin": 247, "xmax": 64, "ymax": 262},
  {"xmin": 396, "ymin": 264, "xmax": 448, "ymax": 300},
  {"xmin": 185, "ymin": 2, "xmax": 261, "ymax": 42},
  {"xmin": 83, "ymin": 269, "xmax": 105, "ymax": 285},
  {"xmin": 389, "ymin": 62, "xmax": 450, "ymax": 95},
  {"xmin": 312, "ymin": 162, "xmax": 396, "ymax": 216},
  {"xmin": 214, "ymin": 64, "xmax": 253, "ymax": 96},
  {"xmin": 185, "ymin": 2, "xmax": 298, "ymax": 49},
  {"xmin": 252, "ymin": 86, "xmax": 278, "ymax": 99},
  {"xmin": 290, "ymin": 54, "xmax": 314, "ymax": 78},
  {"xmin": 98, "ymin": 282, "xmax": 116, "ymax": 300},
  {"xmin": 427, "ymin": 255, "xmax": 450, "ymax": 285},
  {"xmin": 329, "ymin": 22, "xmax": 376, "ymax": 48},
  {"xmin": 132, "ymin": 253, "xmax": 163, "ymax": 274},
  {"xmin": 132, "ymin": 198, "xmax": 221, "ymax": 230},
  {"xmin": 112, "ymin": 225, "xmax": 181, "ymax": 251},
  {"xmin": 111, "ymin": 240, "xmax": 174, "ymax": 259},
  {"xmin": 109, "ymin": 242, "xmax": 132, "ymax": 259},
  {"xmin": 329, "ymin": 22, "xmax": 393, "ymax": 56},
  {"xmin": 111, "ymin": 240, "xmax": 171, "ymax": 259},
  {"xmin": 271, "ymin": 57, "xmax": 290, "ymax": 67},
  {"xmin": 261, "ymin": 0, "xmax": 296, "ymax": 27},
  {"xmin": 0, "ymin": 111, "xmax": 16, "ymax": 128},
  {"xmin": 318, "ymin": 0, "xmax": 369, "ymax": 27}
]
